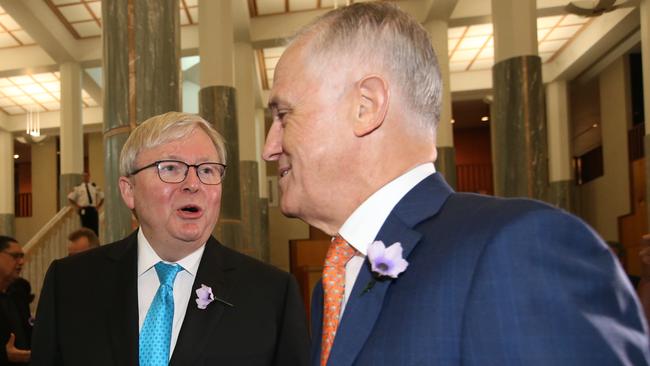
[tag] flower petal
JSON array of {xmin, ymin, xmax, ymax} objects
[
  {"xmin": 383, "ymin": 242, "xmax": 404, "ymax": 261},
  {"xmin": 367, "ymin": 241, "xmax": 386, "ymax": 262},
  {"xmin": 387, "ymin": 257, "xmax": 409, "ymax": 278}
]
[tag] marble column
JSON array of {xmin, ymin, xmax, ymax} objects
[
  {"xmin": 546, "ymin": 80, "xmax": 576, "ymax": 212},
  {"xmin": 641, "ymin": 0, "xmax": 650, "ymax": 229},
  {"xmin": 59, "ymin": 62, "xmax": 83, "ymax": 210},
  {"xmin": 102, "ymin": 0, "xmax": 181, "ymax": 243},
  {"xmin": 490, "ymin": 0, "xmax": 548, "ymax": 199},
  {"xmin": 426, "ymin": 19, "xmax": 456, "ymax": 189},
  {"xmin": 199, "ymin": 0, "xmax": 244, "ymax": 251},
  {"xmin": 0, "ymin": 129, "xmax": 14, "ymax": 236},
  {"xmin": 255, "ymin": 109, "xmax": 270, "ymax": 262},
  {"xmin": 235, "ymin": 42, "xmax": 266, "ymax": 260}
]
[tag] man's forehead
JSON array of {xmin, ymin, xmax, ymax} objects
[{"xmin": 7, "ymin": 242, "xmax": 22, "ymax": 252}]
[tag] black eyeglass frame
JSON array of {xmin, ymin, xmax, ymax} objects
[
  {"xmin": 129, "ymin": 159, "xmax": 227, "ymax": 185},
  {"xmin": 1, "ymin": 251, "xmax": 25, "ymax": 260}
]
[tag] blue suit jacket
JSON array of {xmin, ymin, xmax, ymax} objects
[{"xmin": 311, "ymin": 173, "xmax": 650, "ymax": 365}]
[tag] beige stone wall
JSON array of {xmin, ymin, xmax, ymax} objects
[
  {"xmin": 14, "ymin": 138, "xmax": 58, "ymax": 244},
  {"xmin": 578, "ymin": 56, "xmax": 631, "ymax": 242},
  {"xmin": 87, "ymin": 132, "xmax": 106, "ymax": 193},
  {"xmin": 268, "ymin": 206, "xmax": 309, "ymax": 271}
]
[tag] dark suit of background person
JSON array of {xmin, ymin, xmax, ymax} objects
[
  {"xmin": 262, "ymin": 3, "xmax": 650, "ymax": 365},
  {"xmin": 0, "ymin": 237, "xmax": 30, "ymax": 366},
  {"xmin": 31, "ymin": 112, "xmax": 310, "ymax": 366}
]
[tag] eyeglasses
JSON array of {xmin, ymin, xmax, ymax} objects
[
  {"xmin": 1, "ymin": 251, "xmax": 24, "ymax": 260},
  {"xmin": 129, "ymin": 160, "xmax": 227, "ymax": 185}
]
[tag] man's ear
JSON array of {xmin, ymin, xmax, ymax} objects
[
  {"xmin": 118, "ymin": 176, "xmax": 135, "ymax": 210},
  {"xmin": 353, "ymin": 74, "xmax": 389, "ymax": 137}
]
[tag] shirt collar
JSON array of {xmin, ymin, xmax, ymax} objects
[
  {"xmin": 136, "ymin": 229, "xmax": 205, "ymax": 277},
  {"xmin": 338, "ymin": 163, "xmax": 435, "ymax": 256}
]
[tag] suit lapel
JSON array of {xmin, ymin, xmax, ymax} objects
[
  {"xmin": 327, "ymin": 173, "xmax": 453, "ymax": 366},
  {"xmin": 106, "ymin": 231, "xmax": 140, "ymax": 366},
  {"xmin": 169, "ymin": 237, "xmax": 235, "ymax": 366}
]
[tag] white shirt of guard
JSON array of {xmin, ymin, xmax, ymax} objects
[
  {"xmin": 337, "ymin": 163, "xmax": 435, "ymax": 315},
  {"xmin": 137, "ymin": 229, "xmax": 205, "ymax": 359}
]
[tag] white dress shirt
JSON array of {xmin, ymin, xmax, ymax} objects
[
  {"xmin": 137, "ymin": 229, "xmax": 205, "ymax": 359},
  {"xmin": 67, "ymin": 182, "xmax": 104, "ymax": 207},
  {"xmin": 337, "ymin": 163, "xmax": 435, "ymax": 314}
]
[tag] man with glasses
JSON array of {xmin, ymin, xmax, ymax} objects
[
  {"xmin": 0, "ymin": 236, "xmax": 30, "ymax": 365},
  {"xmin": 32, "ymin": 112, "xmax": 309, "ymax": 366}
]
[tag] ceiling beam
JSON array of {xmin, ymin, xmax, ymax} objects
[
  {"xmin": 424, "ymin": 0, "xmax": 459, "ymax": 22},
  {"xmin": 0, "ymin": 0, "xmax": 78, "ymax": 62},
  {"xmin": 545, "ymin": 7, "xmax": 639, "ymax": 82}
]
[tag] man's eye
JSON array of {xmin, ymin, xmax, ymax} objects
[
  {"xmin": 199, "ymin": 166, "xmax": 216, "ymax": 176},
  {"xmin": 275, "ymin": 110, "xmax": 288, "ymax": 120},
  {"xmin": 160, "ymin": 164, "xmax": 179, "ymax": 172}
]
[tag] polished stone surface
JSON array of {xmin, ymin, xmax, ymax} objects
[
  {"xmin": 200, "ymin": 85, "xmax": 243, "ymax": 250},
  {"xmin": 548, "ymin": 180, "xmax": 576, "ymax": 214},
  {"xmin": 102, "ymin": 0, "xmax": 180, "ymax": 243},
  {"xmin": 240, "ymin": 161, "xmax": 263, "ymax": 260},
  {"xmin": 435, "ymin": 146, "xmax": 457, "ymax": 190},
  {"xmin": 134, "ymin": 0, "xmax": 180, "ymax": 120},
  {"xmin": 491, "ymin": 55, "xmax": 548, "ymax": 199},
  {"xmin": 213, "ymin": 219, "xmax": 243, "ymax": 255},
  {"xmin": 259, "ymin": 198, "xmax": 270, "ymax": 262},
  {"xmin": 59, "ymin": 173, "xmax": 82, "ymax": 209},
  {"xmin": 0, "ymin": 214, "xmax": 14, "ymax": 237},
  {"xmin": 104, "ymin": 134, "xmax": 133, "ymax": 243}
]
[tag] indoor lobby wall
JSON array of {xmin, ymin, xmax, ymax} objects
[
  {"xmin": 15, "ymin": 139, "xmax": 58, "ymax": 245},
  {"xmin": 88, "ymin": 132, "xmax": 106, "ymax": 192},
  {"xmin": 268, "ymin": 206, "xmax": 309, "ymax": 272},
  {"xmin": 578, "ymin": 56, "xmax": 631, "ymax": 242}
]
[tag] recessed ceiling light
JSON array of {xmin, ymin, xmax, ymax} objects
[
  {"xmin": 13, "ymin": 154, "xmax": 19, "ymax": 159},
  {"xmin": 481, "ymin": 116, "xmax": 489, "ymax": 122},
  {"xmin": 592, "ymin": 123, "xmax": 598, "ymax": 128},
  {"xmin": 451, "ymin": 119, "xmax": 455, "ymax": 124}
]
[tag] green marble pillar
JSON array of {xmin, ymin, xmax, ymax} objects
[
  {"xmin": 435, "ymin": 146, "xmax": 457, "ymax": 190},
  {"xmin": 548, "ymin": 180, "xmax": 577, "ymax": 213},
  {"xmin": 59, "ymin": 173, "xmax": 82, "ymax": 210},
  {"xmin": 102, "ymin": 0, "xmax": 181, "ymax": 243},
  {"xmin": 259, "ymin": 198, "xmax": 269, "ymax": 262},
  {"xmin": 0, "ymin": 214, "xmax": 14, "ymax": 237},
  {"xmin": 200, "ymin": 85, "xmax": 243, "ymax": 250},
  {"xmin": 491, "ymin": 55, "xmax": 548, "ymax": 199},
  {"xmin": 240, "ymin": 161, "xmax": 264, "ymax": 260}
]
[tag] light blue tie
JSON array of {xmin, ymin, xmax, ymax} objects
[{"xmin": 139, "ymin": 262, "xmax": 182, "ymax": 366}]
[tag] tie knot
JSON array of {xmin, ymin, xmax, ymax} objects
[
  {"xmin": 154, "ymin": 262, "xmax": 182, "ymax": 287},
  {"xmin": 324, "ymin": 235, "xmax": 356, "ymax": 268}
]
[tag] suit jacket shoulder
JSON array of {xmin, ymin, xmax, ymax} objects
[{"xmin": 319, "ymin": 174, "xmax": 650, "ymax": 366}]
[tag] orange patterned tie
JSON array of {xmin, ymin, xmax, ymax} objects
[{"xmin": 321, "ymin": 235, "xmax": 356, "ymax": 366}]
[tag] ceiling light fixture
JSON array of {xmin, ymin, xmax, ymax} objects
[{"xmin": 15, "ymin": 108, "xmax": 47, "ymax": 144}]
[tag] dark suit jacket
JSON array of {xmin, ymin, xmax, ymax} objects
[
  {"xmin": 0, "ymin": 288, "xmax": 31, "ymax": 366},
  {"xmin": 31, "ymin": 231, "xmax": 310, "ymax": 366},
  {"xmin": 311, "ymin": 173, "xmax": 650, "ymax": 365}
]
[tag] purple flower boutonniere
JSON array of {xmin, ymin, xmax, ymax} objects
[
  {"xmin": 362, "ymin": 241, "xmax": 409, "ymax": 295},
  {"xmin": 195, "ymin": 284, "xmax": 214, "ymax": 309}
]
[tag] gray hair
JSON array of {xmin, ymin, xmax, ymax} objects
[
  {"xmin": 291, "ymin": 2, "xmax": 442, "ymax": 129},
  {"xmin": 119, "ymin": 111, "xmax": 227, "ymax": 176}
]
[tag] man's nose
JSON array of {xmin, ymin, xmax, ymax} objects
[
  {"xmin": 262, "ymin": 121, "xmax": 282, "ymax": 162},
  {"xmin": 182, "ymin": 166, "xmax": 201, "ymax": 191}
]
